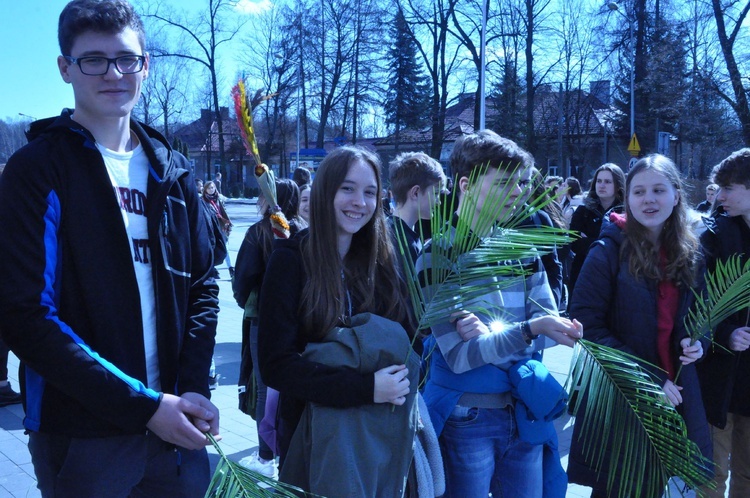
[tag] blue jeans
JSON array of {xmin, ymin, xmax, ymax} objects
[
  {"xmin": 440, "ymin": 405, "xmax": 542, "ymax": 498},
  {"xmin": 28, "ymin": 431, "xmax": 209, "ymax": 497}
]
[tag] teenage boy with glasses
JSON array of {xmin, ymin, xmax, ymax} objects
[
  {"xmin": 0, "ymin": 1, "xmax": 220, "ymax": 496},
  {"xmin": 416, "ymin": 130, "xmax": 583, "ymax": 497}
]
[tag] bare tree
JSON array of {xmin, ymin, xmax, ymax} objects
[
  {"xmin": 548, "ymin": 0, "xmax": 605, "ymax": 169},
  {"xmin": 0, "ymin": 119, "xmax": 29, "ymax": 164},
  {"xmin": 136, "ymin": 51, "xmax": 191, "ymax": 139},
  {"xmin": 143, "ymin": 0, "xmax": 247, "ymax": 180},
  {"xmin": 520, "ymin": 0, "xmax": 553, "ymax": 155},
  {"xmin": 310, "ymin": 0, "xmax": 359, "ymax": 148},
  {"xmin": 400, "ymin": 0, "xmax": 460, "ymax": 159},
  {"xmin": 449, "ymin": 0, "xmax": 519, "ymax": 131},
  {"xmin": 489, "ymin": 0, "xmax": 526, "ymax": 142},
  {"xmin": 710, "ymin": 0, "xmax": 750, "ymax": 145}
]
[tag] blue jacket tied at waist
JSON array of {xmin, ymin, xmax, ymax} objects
[{"xmin": 424, "ymin": 349, "xmax": 568, "ymax": 497}]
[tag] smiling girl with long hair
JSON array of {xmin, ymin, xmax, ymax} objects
[{"xmin": 257, "ymin": 145, "xmax": 418, "ymax": 497}]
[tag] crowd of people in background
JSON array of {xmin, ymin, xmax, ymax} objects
[{"xmin": 1, "ymin": 1, "xmax": 749, "ymax": 498}]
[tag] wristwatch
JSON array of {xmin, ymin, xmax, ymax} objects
[{"xmin": 521, "ymin": 320, "xmax": 536, "ymax": 344}]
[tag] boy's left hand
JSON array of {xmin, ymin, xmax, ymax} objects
[{"xmin": 530, "ymin": 316, "xmax": 583, "ymax": 347}]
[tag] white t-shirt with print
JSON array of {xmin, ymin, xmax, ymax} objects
[{"xmin": 97, "ymin": 141, "xmax": 160, "ymax": 392}]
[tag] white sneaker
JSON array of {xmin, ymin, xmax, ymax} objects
[{"xmin": 238, "ymin": 452, "xmax": 279, "ymax": 479}]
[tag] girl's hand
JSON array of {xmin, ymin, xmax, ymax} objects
[
  {"xmin": 679, "ymin": 337, "xmax": 703, "ymax": 365},
  {"xmin": 373, "ymin": 364, "xmax": 410, "ymax": 405},
  {"xmin": 529, "ymin": 316, "xmax": 583, "ymax": 347},
  {"xmin": 663, "ymin": 379, "xmax": 683, "ymax": 406}
]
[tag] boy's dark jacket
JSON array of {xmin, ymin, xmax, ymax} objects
[
  {"xmin": 0, "ymin": 110, "xmax": 219, "ymax": 437},
  {"xmin": 697, "ymin": 214, "xmax": 750, "ymax": 428}
]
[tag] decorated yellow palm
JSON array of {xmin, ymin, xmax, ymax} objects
[{"xmin": 231, "ymin": 79, "xmax": 290, "ymax": 239}]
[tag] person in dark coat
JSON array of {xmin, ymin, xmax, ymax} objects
[
  {"xmin": 567, "ymin": 154, "xmax": 712, "ymax": 497},
  {"xmin": 695, "ymin": 183, "xmax": 718, "ymax": 214},
  {"xmin": 695, "ymin": 148, "xmax": 750, "ymax": 498},
  {"xmin": 520, "ymin": 167, "xmax": 567, "ymax": 310},
  {"xmin": 569, "ymin": 163, "xmax": 626, "ymax": 291},
  {"xmin": 386, "ymin": 151, "xmax": 446, "ymax": 269}
]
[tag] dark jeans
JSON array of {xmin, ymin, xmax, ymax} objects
[
  {"xmin": 250, "ymin": 321, "xmax": 273, "ymax": 460},
  {"xmin": 28, "ymin": 431, "xmax": 209, "ymax": 498},
  {"xmin": 0, "ymin": 338, "xmax": 9, "ymax": 381}
]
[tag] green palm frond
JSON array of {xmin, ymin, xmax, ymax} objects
[
  {"xmin": 566, "ymin": 340, "xmax": 714, "ymax": 498},
  {"xmin": 685, "ymin": 254, "xmax": 750, "ymax": 342},
  {"xmin": 205, "ymin": 435, "xmax": 311, "ymax": 498}
]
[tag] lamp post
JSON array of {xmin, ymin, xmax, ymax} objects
[
  {"xmin": 275, "ymin": 54, "xmax": 302, "ymax": 176},
  {"xmin": 479, "ymin": 0, "xmax": 488, "ymax": 130},
  {"xmin": 607, "ymin": 2, "xmax": 638, "ymax": 161}
]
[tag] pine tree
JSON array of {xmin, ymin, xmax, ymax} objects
[{"xmin": 384, "ymin": 9, "xmax": 431, "ymax": 138}]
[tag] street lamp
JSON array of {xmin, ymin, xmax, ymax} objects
[
  {"xmin": 275, "ymin": 54, "xmax": 302, "ymax": 176},
  {"xmin": 18, "ymin": 113, "xmax": 37, "ymax": 121},
  {"xmin": 479, "ymin": 0, "xmax": 488, "ymax": 130},
  {"xmin": 607, "ymin": 2, "xmax": 638, "ymax": 160}
]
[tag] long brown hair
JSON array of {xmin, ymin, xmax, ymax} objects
[
  {"xmin": 301, "ymin": 146, "xmax": 410, "ymax": 339},
  {"xmin": 584, "ymin": 163, "xmax": 626, "ymax": 211},
  {"xmin": 622, "ymin": 154, "xmax": 698, "ymax": 287}
]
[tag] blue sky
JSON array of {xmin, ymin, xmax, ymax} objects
[
  {"xmin": 0, "ymin": 1, "xmax": 73, "ymax": 121},
  {"xmin": 0, "ymin": 0, "xmax": 269, "ymax": 123}
]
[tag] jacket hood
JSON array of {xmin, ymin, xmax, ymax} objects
[
  {"xmin": 599, "ymin": 213, "xmax": 625, "ymax": 246},
  {"xmin": 26, "ymin": 109, "xmax": 182, "ymax": 183}
]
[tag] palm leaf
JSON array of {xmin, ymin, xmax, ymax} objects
[
  {"xmin": 566, "ymin": 340, "xmax": 714, "ymax": 497},
  {"xmin": 205, "ymin": 434, "xmax": 313, "ymax": 498},
  {"xmin": 398, "ymin": 162, "xmax": 575, "ymax": 332},
  {"xmin": 684, "ymin": 254, "xmax": 750, "ymax": 343}
]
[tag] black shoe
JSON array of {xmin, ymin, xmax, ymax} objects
[
  {"xmin": 208, "ymin": 374, "xmax": 221, "ymax": 391},
  {"xmin": 212, "ymin": 268, "xmax": 220, "ymax": 280},
  {"xmin": 0, "ymin": 384, "xmax": 22, "ymax": 407},
  {"xmin": 228, "ymin": 267, "xmax": 235, "ymax": 279}
]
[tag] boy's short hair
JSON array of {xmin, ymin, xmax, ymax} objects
[
  {"xmin": 292, "ymin": 166, "xmax": 312, "ymax": 188},
  {"xmin": 59, "ymin": 0, "xmax": 146, "ymax": 56},
  {"xmin": 450, "ymin": 130, "xmax": 532, "ymax": 185},
  {"xmin": 388, "ymin": 152, "xmax": 446, "ymax": 205},
  {"xmin": 706, "ymin": 183, "xmax": 719, "ymax": 193},
  {"xmin": 712, "ymin": 148, "xmax": 750, "ymax": 188}
]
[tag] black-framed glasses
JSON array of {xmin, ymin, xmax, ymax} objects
[{"xmin": 63, "ymin": 55, "xmax": 145, "ymax": 76}]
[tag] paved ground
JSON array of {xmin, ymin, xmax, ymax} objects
[{"xmin": 0, "ymin": 199, "xmax": 598, "ymax": 497}]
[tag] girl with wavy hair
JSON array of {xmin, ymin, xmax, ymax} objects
[{"xmin": 567, "ymin": 154, "xmax": 712, "ymax": 496}]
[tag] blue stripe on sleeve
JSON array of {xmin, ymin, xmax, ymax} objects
[{"xmin": 22, "ymin": 366, "xmax": 44, "ymax": 432}]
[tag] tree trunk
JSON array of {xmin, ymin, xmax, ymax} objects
[{"xmin": 711, "ymin": 0, "xmax": 750, "ymax": 145}]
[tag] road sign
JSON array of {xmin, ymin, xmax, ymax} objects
[{"xmin": 627, "ymin": 133, "xmax": 641, "ymax": 156}]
